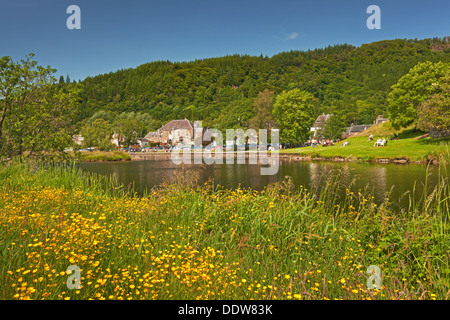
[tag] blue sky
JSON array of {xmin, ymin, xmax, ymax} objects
[{"xmin": 1, "ymin": 0, "xmax": 448, "ymax": 81}]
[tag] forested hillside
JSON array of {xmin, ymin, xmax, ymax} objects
[{"xmin": 76, "ymin": 37, "xmax": 450, "ymax": 130}]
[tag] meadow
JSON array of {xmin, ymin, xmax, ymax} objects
[
  {"xmin": 282, "ymin": 122, "xmax": 450, "ymax": 163},
  {"xmin": 79, "ymin": 151, "xmax": 131, "ymax": 162},
  {"xmin": 0, "ymin": 160, "xmax": 449, "ymax": 300}
]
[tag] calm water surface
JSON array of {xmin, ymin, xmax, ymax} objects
[{"xmin": 78, "ymin": 157, "xmax": 449, "ymax": 209}]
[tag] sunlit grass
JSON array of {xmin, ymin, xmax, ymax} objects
[
  {"xmin": 79, "ymin": 151, "xmax": 131, "ymax": 162},
  {"xmin": 283, "ymin": 136, "xmax": 449, "ymax": 162},
  {"xmin": 282, "ymin": 122, "xmax": 449, "ymax": 163}
]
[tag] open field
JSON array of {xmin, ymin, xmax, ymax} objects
[
  {"xmin": 282, "ymin": 122, "xmax": 450, "ymax": 163},
  {"xmin": 0, "ymin": 162, "xmax": 449, "ymax": 300}
]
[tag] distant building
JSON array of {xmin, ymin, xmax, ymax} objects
[
  {"xmin": 144, "ymin": 119, "xmax": 212, "ymax": 146},
  {"xmin": 348, "ymin": 124, "xmax": 373, "ymax": 136},
  {"xmin": 375, "ymin": 115, "xmax": 389, "ymax": 125},
  {"xmin": 73, "ymin": 134, "xmax": 84, "ymax": 145},
  {"xmin": 310, "ymin": 113, "xmax": 332, "ymax": 137},
  {"xmin": 144, "ymin": 131, "xmax": 160, "ymax": 144},
  {"xmin": 158, "ymin": 119, "xmax": 194, "ymax": 145},
  {"xmin": 137, "ymin": 137, "xmax": 151, "ymax": 147},
  {"xmin": 111, "ymin": 133, "xmax": 120, "ymax": 147}
]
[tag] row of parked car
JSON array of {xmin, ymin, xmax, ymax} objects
[{"xmin": 119, "ymin": 146, "xmax": 172, "ymax": 152}]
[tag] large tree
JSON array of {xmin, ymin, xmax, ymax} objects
[
  {"xmin": 113, "ymin": 113, "xmax": 141, "ymax": 147},
  {"xmin": 247, "ymin": 89, "xmax": 275, "ymax": 131},
  {"xmin": 272, "ymin": 89, "xmax": 318, "ymax": 145},
  {"xmin": 0, "ymin": 54, "xmax": 80, "ymax": 160},
  {"xmin": 417, "ymin": 74, "xmax": 450, "ymax": 138},
  {"xmin": 319, "ymin": 114, "xmax": 346, "ymax": 140},
  {"xmin": 80, "ymin": 118, "xmax": 114, "ymax": 151},
  {"xmin": 387, "ymin": 61, "xmax": 450, "ymax": 130}
]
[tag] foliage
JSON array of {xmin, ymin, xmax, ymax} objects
[
  {"xmin": 0, "ymin": 54, "xmax": 81, "ymax": 160},
  {"xmin": 417, "ymin": 74, "xmax": 450, "ymax": 138},
  {"xmin": 247, "ymin": 89, "xmax": 275, "ymax": 131},
  {"xmin": 74, "ymin": 38, "xmax": 450, "ymax": 131},
  {"xmin": 272, "ymin": 89, "xmax": 317, "ymax": 144},
  {"xmin": 80, "ymin": 111, "xmax": 160, "ymax": 149},
  {"xmin": 80, "ymin": 118, "xmax": 114, "ymax": 151},
  {"xmin": 387, "ymin": 61, "xmax": 450, "ymax": 130},
  {"xmin": 318, "ymin": 114, "xmax": 346, "ymax": 140}
]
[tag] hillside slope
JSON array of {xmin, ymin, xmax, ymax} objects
[{"xmin": 76, "ymin": 37, "xmax": 450, "ymax": 130}]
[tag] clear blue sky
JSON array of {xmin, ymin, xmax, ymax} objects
[{"xmin": 1, "ymin": 0, "xmax": 448, "ymax": 81}]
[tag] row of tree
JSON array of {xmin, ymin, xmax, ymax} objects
[{"xmin": 80, "ymin": 111, "xmax": 160, "ymax": 150}]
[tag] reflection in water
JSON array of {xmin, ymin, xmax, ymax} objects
[{"xmin": 78, "ymin": 159, "xmax": 446, "ymax": 208}]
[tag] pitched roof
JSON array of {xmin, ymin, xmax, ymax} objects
[
  {"xmin": 144, "ymin": 131, "xmax": 158, "ymax": 138},
  {"xmin": 312, "ymin": 114, "xmax": 332, "ymax": 128},
  {"xmin": 349, "ymin": 124, "xmax": 372, "ymax": 133},
  {"xmin": 159, "ymin": 119, "xmax": 194, "ymax": 132}
]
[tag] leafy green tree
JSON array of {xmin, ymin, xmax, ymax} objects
[
  {"xmin": 86, "ymin": 110, "xmax": 119, "ymax": 125},
  {"xmin": 417, "ymin": 74, "xmax": 450, "ymax": 138},
  {"xmin": 212, "ymin": 98, "xmax": 254, "ymax": 131},
  {"xmin": 80, "ymin": 118, "xmax": 114, "ymax": 151},
  {"xmin": 113, "ymin": 113, "xmax": 140, "ymax": 147},
  {"xmin": 0, "ymin": 54, "xmax": 81, "ymax": 160},
  {"xmin": 356, "ymin": 100, "xmax": 378, "ymax": 124},
  {"xmin": 320, "ymin": 114, "xmax": 346, "ymax": 140},
  {"xmin": 247, "ymin": 89, "xmax": 275, "ymax": 131},
  {"xmin": 387, "ymin": 61, "xmax": 450, "ymax": 129},
  {"xmin": 272, "ymin": 89, "xmax": 317, "ymax": 144}
]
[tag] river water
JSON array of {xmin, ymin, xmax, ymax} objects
[{"xmin": 78, "ymin": 157, "xmax": 449, "ymax": 210}]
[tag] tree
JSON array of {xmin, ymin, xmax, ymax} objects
[
  {"xmin": 272, "ymin": 89, "xmax": 318, "ymax": 144},
  {"xmin": 0, "ymin": 54, "xmax": 81, "ymax": 160},
  {"xmin": 417, "ymin": 74, "xmax": 450, "ymax": 138},
  {"xmin": 80, "ymin": 118, "xmax": 114, "ymax": 151},
  {"xmin": 247, "ymin": 89, "xmax": 275, "ymax": 131},
  {"xmin": 113, "ymin": 113, "xmax": 140, "ymax": 147},
  {"xmin": 320, "ymin": 114, "xmax": 346, "ymax": 140},
  {"xmin": 387, "ymin": 61, "xmax": 450, "ymax": 129}
]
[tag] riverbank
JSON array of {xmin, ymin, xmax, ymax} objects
[
  {"xmin": 1, "ymin": 162, "xmax": 449, "ymax": 300},
  {"xmin": 128, "ymin": 147, "xmax": 447, "ymax": 165},
  {"xmin": 282, "ymin": 123, "xmax": 449, "ymax": 164}
]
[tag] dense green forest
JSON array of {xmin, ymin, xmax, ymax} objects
[{"xmin": 74, "ymin": 37, "xmax": 450, "ymax": 131}]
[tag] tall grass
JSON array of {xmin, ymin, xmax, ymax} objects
[{"xmin": 0, "ymin": 160, "xmax": 449, "ymax": 300}]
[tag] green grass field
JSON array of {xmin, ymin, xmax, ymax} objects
[
  {"xmin": 282, "ymin": 122, "xmax": 449, "ymax": 162},
  {"xmin": 79, "ymin": 151, "xmax": 131, "ymax": 162}
]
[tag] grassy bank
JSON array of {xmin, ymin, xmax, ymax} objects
[
  {"xmin": 79, "ymin": 151, "xmax": 131, "ymax": 162},
  {"xmin": 282, "ymin": 122, "xmax": 450, "ymax": 163},
  {"xmin": 0, "ymin": 162, "xmax": 449, "ymax": 300}
]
